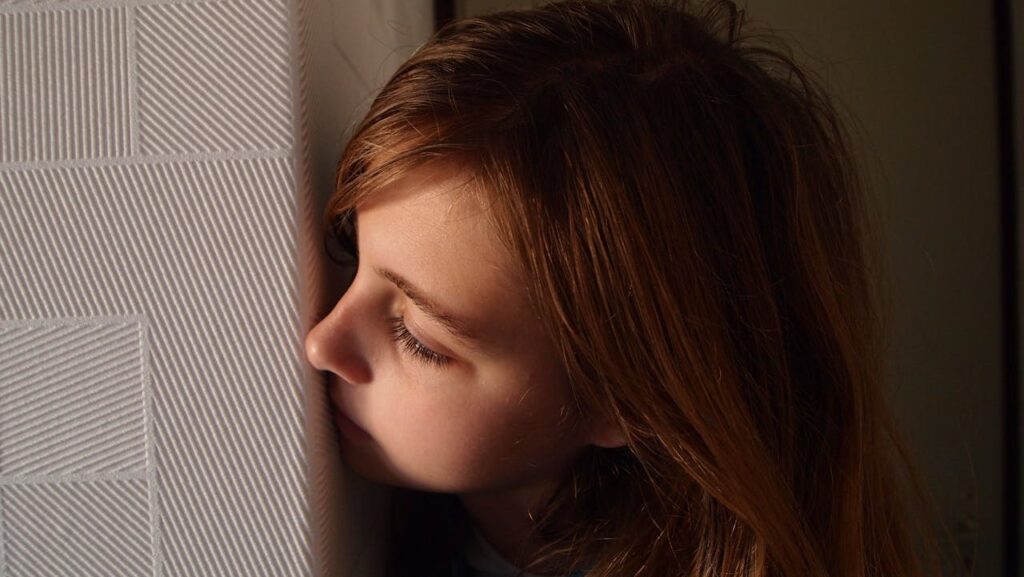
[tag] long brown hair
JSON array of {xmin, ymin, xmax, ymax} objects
[{"xmin": 322, "ymin": 1, "xmax": 950, "ymax": 575}]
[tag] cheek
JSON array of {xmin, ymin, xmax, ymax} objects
[
  {"xmin": 375, "ymin": 383, "xmax": 577, "ymax": 492},
  {"xmin": 386, "ymin": 394, "xmax": 522, "ymax": 485}
]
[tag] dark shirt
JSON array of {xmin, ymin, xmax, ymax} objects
[{"xmin": 448, "ymin": 527, "xmax": 587, "ymax": 577}]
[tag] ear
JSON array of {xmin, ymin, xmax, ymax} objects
[{"xmin": 587, "ymin": 415, "xmax": 628, "ymax": 449}]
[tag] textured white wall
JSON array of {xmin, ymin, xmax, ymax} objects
[{"xmin": 0, "ymin": 1, "xmax": 431, "ymax": 576}]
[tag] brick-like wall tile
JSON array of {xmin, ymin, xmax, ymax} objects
[
  {"xmin": 0, "ymin": 7, "xmax": 131, "ymax": 162},
  {"xmin": 0, "ymin": 320, "xmax": 148, "ymax": 476},
  {"xmin": 136, "ymin": 0, "xmax": 293, "ymax": 154},
  {"xmin": 3, "ymin": 479, "xmax": 154, "ymax": 577}
]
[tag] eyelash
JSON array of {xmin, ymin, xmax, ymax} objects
[
  {"xmin": 387, "ymin": 316, "xmax": 452, "ymax": 368},
  {"xmin": 328, "ymin": 213, "xmax": 449, "ymax": 369}
]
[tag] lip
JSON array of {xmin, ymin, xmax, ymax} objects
[
  {"xmin": 333, "ymin": 408, "xmax": 374, "ymax": 444},
  {"xmin": 326, "ymin": 379, "xmax": 373, "ymax": 444},
  {"xmin": 327, "ymin": 399, "xmax": 372, "ymax": 448}
]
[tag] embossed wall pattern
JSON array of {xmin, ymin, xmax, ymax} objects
[{"xmin": 0, "ymin": 1, "xmax": 313, "ymax": 575}]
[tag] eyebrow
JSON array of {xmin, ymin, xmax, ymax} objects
[{"xmin": 373, "ymin": 265, "xmax": 486, "ymax": 351}]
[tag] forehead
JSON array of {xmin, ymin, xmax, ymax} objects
[
  {"xmin": 365, "ymin": 161, "xmax": 484, "ymax": 227},
  {"xmin": 357, "ymin": 162, "xmax": 530, "ymax": 350},
  {"xmin": 359, "ymin": 161, "xmax": 499, "ymax": 261}
]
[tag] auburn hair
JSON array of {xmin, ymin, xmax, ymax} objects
[{"xmin": 322, "ymin": 0, "xmax": 950, "ymax": 576}]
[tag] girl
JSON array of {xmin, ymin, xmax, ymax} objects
[{"xmin": 304, "ymin": 0, "xmax": 946, "ymax": 575}]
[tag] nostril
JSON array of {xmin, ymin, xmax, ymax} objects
[{"xmin": 302, "ymin": 306, "xmax": 373, "ymax": 384}]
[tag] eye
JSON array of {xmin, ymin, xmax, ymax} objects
[
  {"xmin": 325, "ymin": 210, "xmax": 358, "ymax": 266},
  {"xmin": 387, "ymin": 316, "xmax": 452, "ymax": 368}
]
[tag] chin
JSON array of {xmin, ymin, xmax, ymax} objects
[
  {"xmin": 349, "ymin": 457, "xmax": 479, "ymax": 495},
  {"xmin": 338, "ymin": 443, "xmax": 425, "ymax": 490}
]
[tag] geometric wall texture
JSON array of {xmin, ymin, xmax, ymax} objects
[
  {"xmin": 1, "ymin": 7, "xmax": 131, "ymax": 163},
  {"xmin": 0, "ymin": 0, "xmax": 432, "ymax": 574},
  {"xmin": 0, "ymin": 0, "xmax": 306, "ymax": 575},
  {"xmin": 1, "ymin": 319, "xmax": 154, "ymax": 577},
  {"xmin": 0, "ymin": 156, "xmax": 307, "ymax": 577}
]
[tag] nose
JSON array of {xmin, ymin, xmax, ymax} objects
[
  {"xmin": 304, "ymin": 320, "xmax": 333, "ymax": 373},
  {"xmin": 304, "ymin": 299, "xmax": 372, "ymax": 384}
]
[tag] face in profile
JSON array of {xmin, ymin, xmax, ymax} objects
[{"xmin": 305, "ymin": 160, "xmax": 620, "ymax": 496}]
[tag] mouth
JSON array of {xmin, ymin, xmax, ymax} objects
[
  {"xmin": 333, "ymin": 407, "xmax": 374, "ymax": 444},
  {"xmin": 326, "ymin": 377, "xmax": 373, "ymax": 444}
]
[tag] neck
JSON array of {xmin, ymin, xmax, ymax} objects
[{"xmin": 457, "ymin": 475, "xmax": 572, "ymax": 577}]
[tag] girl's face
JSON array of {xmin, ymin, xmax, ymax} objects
[{"xmin": 305, "ymin": 161, "xmax": 617, "ymax": 494}]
